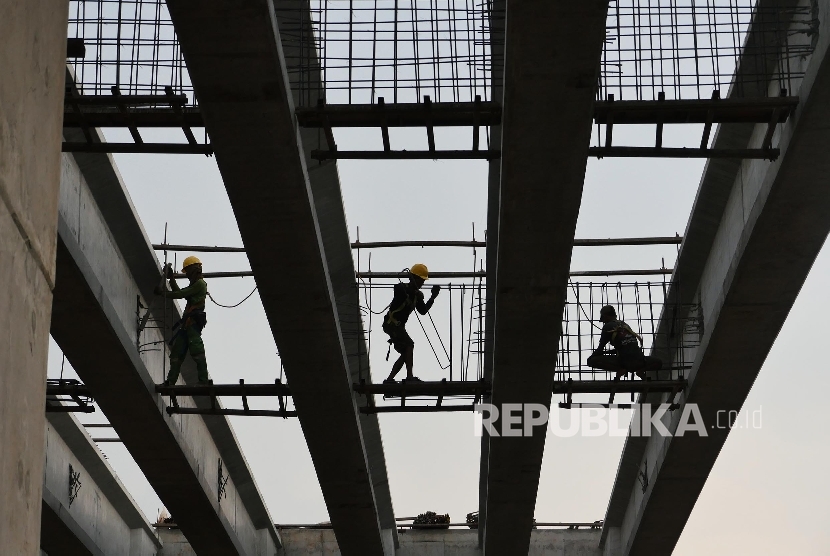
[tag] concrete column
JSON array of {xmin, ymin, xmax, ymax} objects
[{"xmin": 0, "ymin": 1, "xmax": 69, "ymax": 553}]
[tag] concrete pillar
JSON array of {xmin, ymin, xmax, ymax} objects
[{"xmin": 0, "ymin": 1, "xmax": 69, "ymax": 553}]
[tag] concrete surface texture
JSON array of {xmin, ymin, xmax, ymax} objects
[
  {"xmin": 41, "ymin": 411, "xmax": 160, "ymax": 556},
  {"xmin": 50, "ymin": 138, "xmax": 279, "ymax": 556},
  {"xmin": 274, "ymin": 528, "xmax": 602, "ymax": 556},
  {"xmin": 0, "ymin": 1, "xmax": 69, "ymax": 553}
]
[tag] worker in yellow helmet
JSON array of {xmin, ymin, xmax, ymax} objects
[
  {"xmin": 382, "ymin": 263, "xmax": 440, "ymax": 383},
  {"xmin": 154, "ymin": 256, "xmax": 210, "ymax": 385}
]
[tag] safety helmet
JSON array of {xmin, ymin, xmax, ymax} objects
[
  {"xmin": 181, "ymin": 256, "xmax": 202, "ymax": 272},
  {"xmin": 599, "ymin": 305, "xmax": 616, "ymax": 318},
  {"xmin": 409, "ymin": 263, "xmax": 429, "ymax": 280}
]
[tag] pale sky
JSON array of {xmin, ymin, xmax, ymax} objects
[{"xmin": 48, "ymin": 117, "xmax": 830, "ymax": 555}]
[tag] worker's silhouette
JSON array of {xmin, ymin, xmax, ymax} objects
[
  {"xmin": 155, "ymin": 256, "xmax": 210, "ymax": 385},
  {"xmin": 587, "ymin": 305, "xmax": 661, "ymax": 379},
  {"xmin": 382, "ymin": 264, "xmax": 440, "ymax": 383}
]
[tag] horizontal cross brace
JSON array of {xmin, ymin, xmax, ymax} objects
[
  {"xmin": 64, "ymin": 93, "xmax": 189, "ymax": 106},
  {"xmin": 356, "ymin": 269, "xmax": 673, "ymax": 279},
  {"xmin": 552, "ymin": 379, "xmax": 687, "ymax": 395},
  {"xmin": 590, "ymin": 147, "xmax": 779, "ymax": 160},
  {"xmin": 296, "ymin": 100, "xmax": 501, "ymax": 128},
  {"xmin": 360, "ymin": 405, "xmax": 478, "ymax": 414},
  {"xmin": 63, "ymin": 107, "xmax": 204, "ymax": 128},
  {"xmin": 354, "ymin": 380, "xmax": 491, "ymax": 397},
  {"xmin": 62, "ymin": 143, "xmax": 213, "ymax": 155},
  {"xmin": 594, "ymin": 96, "xmax": 798, "ymax": 124},
  {"xmin": 312, "ymin": 148, "xmax": 777, "ymax": 160},
  {"xmin": 45, "ymin": 404, "xmax": 95, "ymax": 413},
  {"xmin": 151, "ymin": 236, "xmax": 681, "ymax": 253},
  {"xmin": 155, "ymin": 383, "xmax": 291, "ymax": 396},
  {"xmin": 165, "ymin": 407, "xmax": 298, "ymax": 417},
  {"xmin": 311, "ymin": 149, "xmax": 500, "ymax": 160}
]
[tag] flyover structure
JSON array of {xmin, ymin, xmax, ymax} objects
[
  {"xmin": 480, "ymin": 2, "xmax": 609, "ymax": 554},
  {"xmin": 2, "ymin": 0, "xmax": 828, "ymax": 555},
  {"xmin": 164, "ymin": 1, "xmax": 395, "ymax": 554},
  {"xmin": 600, "ymin": 1, "xmax": 830, "ymax": 553},
  {"xmin": 51, "ymin": 126, "xmax": 280, "ymax": 555}
]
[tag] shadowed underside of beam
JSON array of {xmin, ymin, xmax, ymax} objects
[
  {"xmin": 164, "ymin": 1, "xmax": 387, "ymax": 554},
  {"xmin": 482, "ymin": 1, "xmax": 610, "ymax": 555}
]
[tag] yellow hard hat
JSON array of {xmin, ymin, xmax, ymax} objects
[
  {"xmin": 410, "ymin": 263, "xmax": 429, "ymax": 280},
  {"xmin": 181, "ymin": 256, "xmax": 202, "ymax": 272}
]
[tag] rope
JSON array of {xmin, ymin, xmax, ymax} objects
[
  {"xmin": 359, "ymin": 277, "xmax": 391, "ymax": 315},
  {"xmin": 415, "ymin": 312, "xmax": 450, "ymax": 370},
  {"xmin": 427, "ymin": 312, "xmax": 450, "ymax": 361},
  {"xmin": 207, "ymin": 288, "xmax": 258, "ymax": 309},
  {"xmin": 569, "ymin": 281, "xmax": 603, "ymax": 331}
]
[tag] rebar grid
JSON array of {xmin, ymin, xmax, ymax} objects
[
  {"xmin": 278, "ymin": 0, "xmax": 500, "ymax": 106},
  {"xmin": 601, "ymin": 0, "xmax": 816, "ymax": 101},
  {"xmin": 67, "ymin": 0, "xmax": 193, "ymax": 104},
  {"xmin": 558, "ymin": 281, "xmax": 699, "ymax": 383},
  {"xmin": 66, "ymin": 0, "xmax": 815, "ymax": 108}
]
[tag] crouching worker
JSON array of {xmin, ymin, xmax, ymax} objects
[
  {"xmin": 154, "ymin": 256, "xmax": 210, "ymax": 385},
  {"xmin": 382, "ymin": 264, "xmax": 440, "ymax": 383},
  {"xmin": 587, "ymin": 305, "xmax": 661, "ymax": 379}
]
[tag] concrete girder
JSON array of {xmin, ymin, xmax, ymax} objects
[
  {"xmin": 163, "ymin": 1, "xmax": 390, "ymax": 554},
  {"xmin": 51, "ymin": 141, "xmax": 279, "ymax": 556},
  {"xmin": 41, "ymin": 411, "xmax": 161, "ymax": 556},
  {"xmin": 600, "ymin": 0, "xmax": 828, "ymax": 554},
  {"xmin": 481, "ymin": 2, "xmax": 609, "ymax": 554},
  {"xmin": 271, "ymin": 4, "xmax": 398, "ymax": 546},
  {"xmin": 478, "ymin": 0, "xmax": 505, "ymax": 546}
]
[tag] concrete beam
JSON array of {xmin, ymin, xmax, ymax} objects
[
  {"xmin": 600, "ymin": 1, "xmax": 828, "ymax": 554},
  {"xmin": 164, "ymin": 1, "xmax": 388, "ymax": 554},
  {"xmin": 50, "ymin": 138, "xmax": 279, "ymax": 556},
  {"xmin": 0, "ymin": 2, "xmax": 68, "ymax": 554},
  {"xmin": 41, "ymin": 411, "xmax": 161, "ymax": 556},
  {"xmin": 272, "ymin": 6, "xmax": 398, "ymax": 548},
  {"xmin": 482, "ymin": 2, "xmax": 609, "ymax": 554},
  {"xmin": 478, "ymin": 0, "xmax": 505, "ymax": 546}
]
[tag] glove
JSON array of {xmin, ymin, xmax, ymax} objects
[
  {"xmin": 431, "ymin": 284, "xmax": 441, "ymax": 296},
  {"xmin": 164, "ymin": 263, "xmax": 174, "ymax": 280}
]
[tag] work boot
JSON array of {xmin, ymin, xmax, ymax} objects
[
  {"xmin": 404, "ymin": 376, "xmax": 422, "ymax": 382},
  {"xmin": 383, "ymin": 378, "xmax": 397, "ymax": 385}
]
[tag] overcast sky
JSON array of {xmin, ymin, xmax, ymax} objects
[{"xmin": 48, "ymin": 92, "xmax": 830, "ymax": 556}]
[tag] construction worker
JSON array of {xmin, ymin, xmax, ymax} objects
[
  {"xmin": 154, "ymin": 256, "xmax": 210, "ymax": 385},
  {"xmin": 587, "ymin": 305, "xmax": 661, "ymax": 379},
  {"xmin": 382, "ymin": 264, "xmax": 440, "ymax": 383}
]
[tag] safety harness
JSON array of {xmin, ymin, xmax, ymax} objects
[
  {"xmin": 609, "ymin": 321, "xmax": 641, "ymax": 347},
  {"xmin": 384, "ymin": 286, "xmax": 419, "ymax": 359}
]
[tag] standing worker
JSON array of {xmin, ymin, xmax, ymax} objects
[
  {"xmin": 587, "ymin": 305, "xmax": 661, "ymax": 379},
  {"xmin": 155, "ymin": 256, "xmax": 210, "ymax": 386},
  {"xmin": 382, "ymin": 264, "xmax": 440, "ymax": 383}
]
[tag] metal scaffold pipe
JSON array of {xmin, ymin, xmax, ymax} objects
[{"xmin": 153, "ymin": 236, "xmax": 682, "ymax": 253}]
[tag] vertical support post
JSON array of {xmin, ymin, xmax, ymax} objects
[
  {"xmin": 425, "ymin": 95, "xmax": 436, "ymax": 153},
  {"xmin": 700, "ymin": 89, "xmax": 719, "ymax": 149},
  {"xmin": 379, "ymin": 97, "xmax": 391, "ymax": 152},
  {"xmin": 655, "ymin": 91, "xmax": 665, "ymax": 148},
  {"xmin": 605, "ymin": 93, "xmax": 614, "ymax": 148}
]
